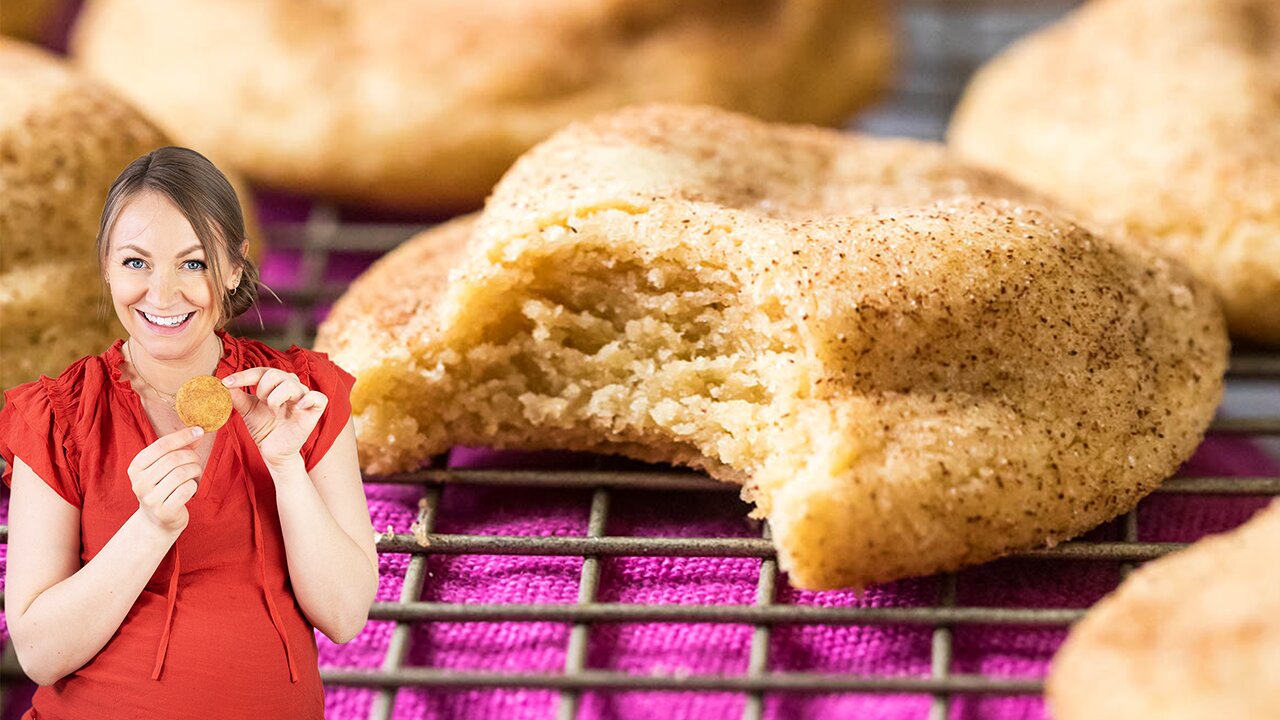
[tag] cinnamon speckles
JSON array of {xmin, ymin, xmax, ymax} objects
[{"xmin": 175, "ymin": 375, "xmax": 233, "ymax": 433}]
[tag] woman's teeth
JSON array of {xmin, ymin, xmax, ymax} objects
[{"xmin": 143, "ymin": 311, "xmax": 194, "ymax": 327}]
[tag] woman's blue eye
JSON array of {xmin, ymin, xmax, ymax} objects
[
  {"xmin": 123, "ymin": 258, "xmax": 145, "ymax": 269},
  {"xmin": 183, "ymin": 260, "xmax": 207, "ymax": 271}
]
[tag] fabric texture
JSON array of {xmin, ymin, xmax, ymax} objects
[{"xmin": 0, "ymin": 330, "xmax": 355, "ymax": 719}]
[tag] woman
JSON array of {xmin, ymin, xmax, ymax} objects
[{"xmin": 0, "ymin": 147, "xmax": 378, "ymax": 719}]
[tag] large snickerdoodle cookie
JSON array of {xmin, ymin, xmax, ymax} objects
[{"xmin": 317, "ymin": 105, "xmax": 1227, "ymax": 590}]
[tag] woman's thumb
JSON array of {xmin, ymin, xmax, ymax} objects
[{"xmin": 228, "ymin": 387, "xmax": 256, "ymax": 416}]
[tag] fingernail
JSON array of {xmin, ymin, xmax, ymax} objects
[
  {"xmin": 192, "ymin": 427, "xmax": 205, "ymax": 436},
  {"xmin": 221, "ymin": 377, "xmax": 232, "ymax": 386}
]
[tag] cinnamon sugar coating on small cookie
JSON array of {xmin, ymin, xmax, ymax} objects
[{"xmin": 176, "ymin": 375, "xmax": 233, "ymax": 433}]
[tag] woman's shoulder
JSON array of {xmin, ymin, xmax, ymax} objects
[
  {"xmin": 2, "ymin": 350, "xmax": 117, "ymax": 418},
  {"xmin": 0, "ymin": 349, "xmax": 118, "ymax": 481}
]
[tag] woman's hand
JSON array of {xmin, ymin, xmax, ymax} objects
[
  {"xmin": 130, "ymin": 426, "xmax": 205, "ymax": 535},
  {"xmin": 222, "ymin": 367, "xmax": 328, "ymax": 466}
]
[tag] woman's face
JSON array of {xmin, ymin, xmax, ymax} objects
[{"xmin": 104, "ymin": 190, "xmax": 235, "ymax": 361}]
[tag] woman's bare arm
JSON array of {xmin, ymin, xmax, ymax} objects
[
  {"xmin": 5, "ymin": 458, "xmax": 181, "ymax": 685},
  {"xmin": 267, "ymin": 418, "xmax": 378, "ymax": 643}
]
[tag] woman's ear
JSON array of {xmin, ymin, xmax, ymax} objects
[{"xmin": 240, "ymin": 239, "xmax": 249, "ymax": 257}]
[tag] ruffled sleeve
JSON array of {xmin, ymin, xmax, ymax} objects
[
  {"xmin": 0, "ymin": 380, "xmax": 82, "ymax": 508},
  {"xmin": 289, "ymin": 348, "xmax": 357, "ymax": 473}
]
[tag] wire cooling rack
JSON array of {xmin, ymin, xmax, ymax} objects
[{"xmin": 2, "ymin": 1, "xmax": 1278, "ymax": 719}]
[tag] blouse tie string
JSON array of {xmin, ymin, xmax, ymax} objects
[
  {"xmin": 150, "ymin": 545, "xmax": 180, "ymax": 680},
  {"xmin": 236, "ymin": 437, "xmax": 300, "ymax": 683}
]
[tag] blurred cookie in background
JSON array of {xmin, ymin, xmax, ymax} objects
[
  {"xmin": 0, "ymin": 0, "xmax": 63, "ymax": 43},
  {"xmin": 949, "ymin": 0, "xmax": 1280, "ymax": 345},
  {"xmin": 0, "ymin": 256, "xmax": 123, "ymax": 394},
  {"xmin": 70, "ymin": 0, "xmax": 893, "ymax": 212},
  {"xmin": 0, "ymin": 39, "xmax": 261, "ymax": 392}
]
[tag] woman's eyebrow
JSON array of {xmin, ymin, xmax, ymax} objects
[{"xmin": 117, "ymin": 243, "xmax": 204, "ymax": 257}]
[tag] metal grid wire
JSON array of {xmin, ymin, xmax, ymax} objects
[{"xmin": 2, "ymin": 1, "xmax": 1279, "ymax": 718}]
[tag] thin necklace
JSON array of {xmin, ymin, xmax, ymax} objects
[{"xmin": 126, "ymin": 341, "xmax": 178, "ymax": 410}]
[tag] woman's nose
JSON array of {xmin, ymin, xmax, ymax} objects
[{"xmin": 146, "ymin": 268, "xmax": 182, "ymax": 306}]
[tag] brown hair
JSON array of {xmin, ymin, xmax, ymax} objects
[{"xmin": 96, "ymin": 146, "xmax": 260, "ymax": 328}]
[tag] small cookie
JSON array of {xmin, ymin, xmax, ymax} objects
[{"xmin": 176, "ymin": 375, "xmax": 233, "ymax": 433}]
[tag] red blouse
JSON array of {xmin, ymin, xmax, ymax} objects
[{"xmin": 0, "ymin": 329, "xmax": 357, "ymax": 720}]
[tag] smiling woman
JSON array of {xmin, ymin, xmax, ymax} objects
[
  {"xmin": 0, "ymin": 147, "xmax": 378, "ymax": 720},
  {"xmin": 97, "ymin": 148, "xmax": 257, "ymax": 356}
]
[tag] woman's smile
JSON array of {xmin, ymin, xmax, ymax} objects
[{"xmin": 136, "ymin": 309, "xmax": 197, "ymax": 334}]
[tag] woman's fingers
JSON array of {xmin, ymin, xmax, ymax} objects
[
  {"xmin": 226, "ymin": 367, "xmax": 310, "ymax": 414},
  {"xmin": 256, "ymin": 370, "xmax": 301, "ymax": 409},
  {"xmin": 227, "ymin": 386, "xmax": 258, "ymax": 416},
  {"xmin": 129, "ymin": 426, "xmax": 203, "ymax": 477},
  {"xmin": 148, "ymin": 462, "xmax": 202, "ymax": 508},
  {"xmin": 266, "ymin": 381, "xmax": 307, "ymax": 411},
  {"xmin": 297, "ymin": 390, "xmax": 328, "ymax": 412},
  {"xmin": 220, "ymin": 367, "xmax": 270, "ymax": 390},
  {"xmin": 140, "ymin": 449, "xmax": 200, "ymax": 491},
  {"xmin": 161, "ymin": 477, "xmax": 200, "ymax": 512},
  {"xmin": 226, "ymin": 368, "xmax": 298, "ymax": 397},
  {"xmin": 130, "ymin": 430, "xmax": 204, "ymax": 533}
]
